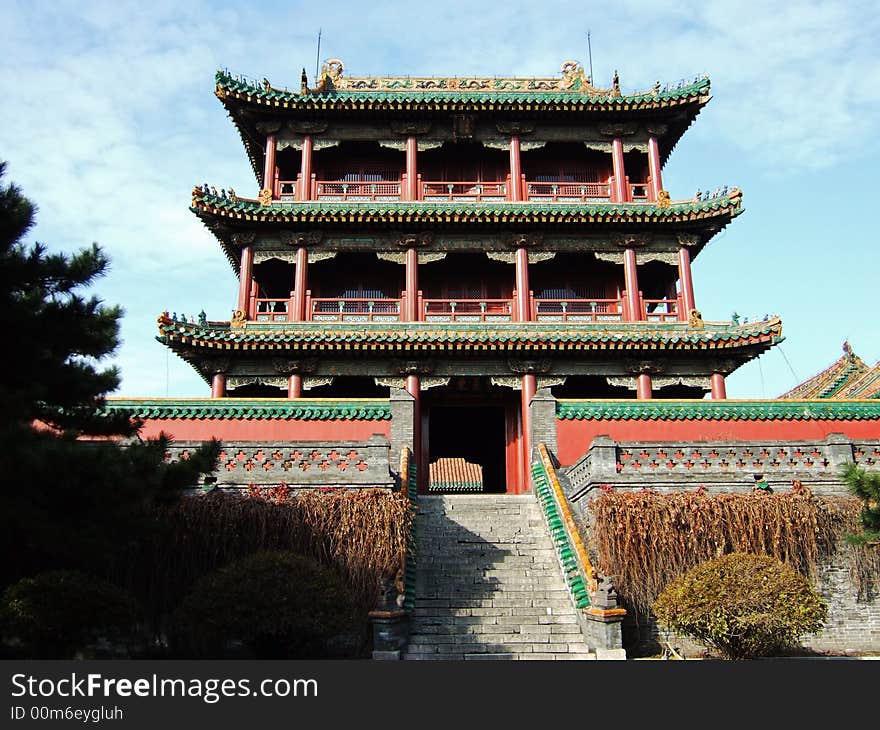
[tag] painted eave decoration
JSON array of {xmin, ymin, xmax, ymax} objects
[
  {"xmin": 556, "ymin": 398, "xmax": 880, "ymax": 421},
  {"xmin": 155, "ymin": 314, "xmax": 782, "ymax": 353},
  {"xmin": 191, "ymin": 188, "xmax": 743, "ymax": 227}
]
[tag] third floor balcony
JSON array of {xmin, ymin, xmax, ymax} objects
[{"xmin": 269, "ymin": 141, "xmax": 657, "ymax": 205}]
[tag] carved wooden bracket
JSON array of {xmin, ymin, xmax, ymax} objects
[
  {"xmin": 496, "ymin": 122, "xmax": 535, "ymax": 135},
  {"xmin": 598, "ymin": 122, "xmax": 637, "ymax": 137},
  {"xmin": 231, "ymin": 230, "xmax": 257, "ymax": 246},
  {"xmin": 392, "ymin": 232, "xmax": 433, "ymax": 248},
  {"xmin": 394, "ymin": 360, "xmax": 434, "ymax": 376},
  {"xmin": 255, "ymin": 120, "xmax": 283, "ymax": 134},
  {"xmin": 285, "ymin": 120, "xmax": 329, "ymax": 134},
  {"xmin": 611, "ymin": 232, "xmax": 653, "ymax": 249},
  {"xmin": 508, "ymin": 359, "xmax": 552, "ymax": 374},
  {"xmin": 271, "ymin": 358, "xmax": 318, "ymax": 375},
  {"xmin": 279, "ymin": 230, "xmax": 323, "ymax": 248},
  {"xmin": 390, "ymin": 121, "xmax": 432, "ymax": 135},
  {"xmin": 508, "ymin": 232, "xmax": 544, "ymax": 249}
]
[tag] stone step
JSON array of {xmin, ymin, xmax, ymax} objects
[{"xmin": 403, "ymin": 494, "xmax": 593, "ymax": 661}]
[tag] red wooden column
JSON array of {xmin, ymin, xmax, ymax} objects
[
  {"xmin": 623, "ymin": 248, "xmax": 643, "ymax": 321},
  {"xmin": 263, "ymin": 134, "xmax": 276, "ymax": 197},
  {"xmin": 515, "ymin": 247, "xmax": 531, "ymax": 321},
  {"xmin": 210, "ymin": 373, "xmax": 226, "ymax": 399},
  {"xmin": 237, "ymin": 246, "xmax": 254, "ymax": 315},
  {"xmin": 637, "ymin": 374, "xmax": 653, "ymax": 400},
  {"xmin": 298, "ymin": 135, "xmax": 313, "ymax": 201},
  {"xmin": 520, "ymin": 374, "xmax": 537, "ymax": 491},
  {"xmin": 293, "ymin": 246, "xmax": 308, "ymax": 321},
  {"xmin": 405, "ymin": 135, "xmax": 418, "ymax": 201},
  {"xmin": 611, "ymin": 137, "xmax": 627, "ymax": 202},
  {"xmin": 647, "ymin": 136, "xmax": 663, "ymax": 202},
  {"xmin": 406, "ymin": 375, "xmax": 421, "ymax": 492},
  {"xmin": 509, "ymin": 136, "xmax": 523, "ymax": 201},
  {"xmin": 711, "ymin": 373, "xmax": 727, "ymax": 399},
  {"xmin": 405, "ymin": 247, "xmax": 419, "ymax": 321},
  {"xmin": 678, "ymin": 246, "xmax": 696, "ymax": 318},
  {"xmin": 288, "ymin": 375, "xmax": 303, "ymax": 398}
]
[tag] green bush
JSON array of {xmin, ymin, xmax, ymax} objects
[
  {"xmin": 0, "ymin": 570, "xmax": 141, "ymax": 658},
  {"xmin": 170, "ymin": 551, "xmax": 362, "ymax": 658},
  {"xmin": 652, "ymin": 553, "xmax": 828, "ymax": 659}
]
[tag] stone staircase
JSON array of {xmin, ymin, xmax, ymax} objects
[{"xmin": 403, "ymin": 495, "xmax": 595, "ymax": 660}]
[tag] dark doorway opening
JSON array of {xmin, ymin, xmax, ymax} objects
[{"xmin": 428, "ymin": 405, "xmax": 506, "ymax": 494}]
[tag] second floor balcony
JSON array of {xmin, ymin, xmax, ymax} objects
[
  {"xmin": 251, "ymin": 291, "xmax": 680, "ymax": 324},
  {"xmin": 274, "ymin": 173, "xmax": 650, "ymax": 204}
]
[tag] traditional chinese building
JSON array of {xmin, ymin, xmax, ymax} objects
[
  {"xmin": 153, "ymin": 58, "xmax": 784, "ymax": 494},
  {"xmin": 107, "ymin": 59, "xmax": 880, "ymax": 658}
]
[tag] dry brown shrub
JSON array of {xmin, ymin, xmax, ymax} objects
[
  {"xmin": 135, "ymin": 487, "xmax": 411, "ymax": 623},
  {"xmin": 588, "ymin": 488, "xmax": 860, "ymax": 617}
]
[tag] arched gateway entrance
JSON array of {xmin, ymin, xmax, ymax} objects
[{"xmin": 421, "ymin": 377, "xmax": 526, "ymax": 495}]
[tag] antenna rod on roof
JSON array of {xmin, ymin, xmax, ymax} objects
[
  {"xmin": 315, "ymin": 28, "xmax": 322, "ymax": 83},
  {"xmin": 586, "ymin": 30, "xmax": 594, "ymax": 83}
]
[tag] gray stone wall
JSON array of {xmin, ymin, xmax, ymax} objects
[
  {"xmin": 625, "ymin": 547, "xmax": 880, "ymax": 657},
  {"xmin": 564, "ymin": 434, "xmax": 880, "ymax": 501},
  {"xmin": 165, "ymin": 434, "xmax": 394, "ymax": 490},
  {"xmin": 556, "ymin": 435, "xmax": 880, "ymax": 656}
]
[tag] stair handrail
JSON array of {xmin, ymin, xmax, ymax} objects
[
  {"xmin": 532, "ymin": 443, "xmax": 598, "ymax": 610},
  {"xmin": 400, "ymin": 446, "xmax": 418, "ymax": 613}
]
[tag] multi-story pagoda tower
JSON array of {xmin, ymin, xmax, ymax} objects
[{"xmin": 162, "ymin": 59, "xmax": 782, "ymax": 493}]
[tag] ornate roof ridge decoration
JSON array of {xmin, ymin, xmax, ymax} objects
[
  {"xmin": 190, "ymin": 187, "xmax": 744, "ymax": 227},
  {"xmin": 155, "ymin": 312, "xmax": 783, "ymax": 353},
  {"xmin": 103, "ymin": 398, "xmax": 391, "ymax": 421},
  {"xmin": 314, "ymin": 59, "xmax": 617, "ymax": 95},
  {"xmin": 556, "ymin": 398, "xmax": 880, "ymax": 421},
  {"xmin": 779, "ymin": 341, "xmax": 880, "ymax": 400},
  {"xmin": 214, "ymin": 64, "xmax": 711, "ymax": 110}
]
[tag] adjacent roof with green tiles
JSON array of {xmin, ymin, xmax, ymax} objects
[
  {"xmin": 104, "ymin": 398, "xmax": 391, "ymax": 420},
  {"xmin": 779, "ymin": 342, "xmax": 880, "ymax": 400},
  {"xmin": 156, "ymin": 313, "xmax": 782, "ymax": 355},
  {"xmin": 556, "ymin": 399, "xmax": 880, "ymax": 421}
]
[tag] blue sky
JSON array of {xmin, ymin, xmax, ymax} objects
[{"xmin": 2, "ymin": 0, "xmax": 878, "ymax": 399}]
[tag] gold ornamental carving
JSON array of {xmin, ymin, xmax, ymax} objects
[
  {"xmin": 688, "ymin": 309, "xmax": 705, "ymax": 329},
  {"xmin": 657, "ymin": 190, "xmax": 671, "ymax": 209},
  {"xmin": 258, "ymin": 188, "xmax": 273, "ymax": 206},
  {"xmin": 230, "ymin": 310, "xmax": 247, "ymax": 329},
  {"xmin": 312, "ymin": 59, "xmax": 620, "ymax": 96}
]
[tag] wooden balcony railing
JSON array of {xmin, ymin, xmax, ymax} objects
[
  {"xmin": 421, "ymin": 180, "xmax": 508, "ymax": 202},
  {"xmin": 533, "ymin": 298, "xmax": 623, "ymax": 322},
  {"xmin": 423, "ymin": 298, "xmax": 513, "ymax": 322},
  {"xmin": 629, "ymin": 182, "xmax": 650, "ymax": 201},
  {"xmin": 314, "ymin": 180, "xmax": 402, "ymax": 201},
  {"xmin": 309, "ymin": 298, "xmax": 402, "ymax": 322},
  {"xmin": 525, "ymin": 181, "xmax": 612, "ymax": 202},
  {"xmin": 643, "ymin": 297, "xmax": 680, "ymax": 322},
  {"xmin": 254, "ymin": 298, "xmax": 290, "ymax": 322}
]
